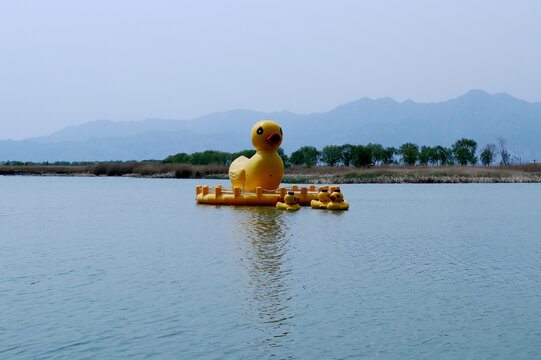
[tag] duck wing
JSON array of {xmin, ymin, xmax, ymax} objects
[{"xmin": 229, "ymin": 156, "xmax": 248, "ymax": 187}]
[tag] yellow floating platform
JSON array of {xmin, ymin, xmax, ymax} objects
[{"xmin": 196, "ymin": 184, "xmax": 341, "ymax": 206}]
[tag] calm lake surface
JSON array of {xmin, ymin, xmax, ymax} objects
[{"xmin": 1, "ymin": 176, "xmax": 540, "ymax": 359}]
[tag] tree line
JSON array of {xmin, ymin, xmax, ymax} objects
[
  {"xmin": 162, "ymin": 138, "xmax": 515, "ymax": 167},
  {"xmin": 162, "ymin": 149, "xmax": 288, "ymax": 166},
  {"xmin": 1, "ymin": 138, "xmax": 516, "ymax": 168},
  {"xmin": 290, "ymin": 138, "xmax": 515, "ymax": 167}
]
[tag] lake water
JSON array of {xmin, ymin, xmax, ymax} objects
[{"xmin": 1, "ymin": 176, "xmax": 540, "ymax": 359}]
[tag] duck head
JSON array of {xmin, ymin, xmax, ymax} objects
[
  {"xmin": 318, "ymin": 188, "xmax": 330, "ymax": 203},
  {"xmin": 284, "ymin": 191, "xmax": 297, "ymax": 205},
  {"xmin": 329, "ymin": 189, "xmax": 344, "ymax": 203},
  {"xmin": 251, "ymin": 120, "xmax": 283, "ymax": 151}
]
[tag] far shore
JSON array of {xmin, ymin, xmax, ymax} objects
[{"xmin": 1, "ymin": 163, "xmax": 540, "ymax": 184}]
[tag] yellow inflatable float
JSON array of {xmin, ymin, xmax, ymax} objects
[
  {"xmin": 195, "ymin": 120, "xmax": 349, "ymax": 208},
  {"xmin": 276, "ymin": 191, "xmax": 301, "ymax": 211},
  {"xmin": 326, "ymin": 189, "xmax": 350, "ymax": 210},
  {"xmin": 311, "ymin": 187, "xmax": 349, "ymax": 210},
  {"xmin": 311, "ymin": 188, "xmax": 331, "ymax": 209}
]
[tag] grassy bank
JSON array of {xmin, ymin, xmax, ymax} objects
[
  {"xmin": 0, "ymin": 163, "xmax": 228, "ymax": 179},
  {"xmin": 282, "ymin": 164, "xmax": 541, "ymax": 183},
  {"xmin": 1, "ymin": 163, "xmax": 540, "ymax": 183}
]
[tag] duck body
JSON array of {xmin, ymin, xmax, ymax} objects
[
  {"xmin": 311, "ymin": 200, "xmax": 329, "ymax": 209},
  {"xmin": 230, "ymin": 151, "xmax": 284, "ymax": 191},
  {"xmin": 229, "ymin": 120, "xmax": 284, "ymax": 191},
  {"xmin": 276, "ymin": 201, "xmax": 301, "ymax": 211},
  {"xmin": 326, "ymin": 200, "xmax": 349, "ymax": 210}
]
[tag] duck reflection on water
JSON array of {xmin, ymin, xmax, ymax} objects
[{"xmin": 231, "ymin": 206, "xmax": 296, "ymax": 357}]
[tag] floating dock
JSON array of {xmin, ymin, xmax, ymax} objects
[{"xmin": 195, "ymin": 184, "xmax": 340, "ymax": 206}]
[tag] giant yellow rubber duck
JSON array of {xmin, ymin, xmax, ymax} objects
[{"xmin": 229, "ymin": 120, "xmax": 284, "ymax": 191}]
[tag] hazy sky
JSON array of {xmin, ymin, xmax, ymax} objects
[{"xmin": 1, "ymin": 0, "xmax": 540, "ymax": 140}]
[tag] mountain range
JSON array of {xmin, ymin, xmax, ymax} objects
[{"xmin": 1, "ymin": 90, "xmax": 540, "ymax": 162}]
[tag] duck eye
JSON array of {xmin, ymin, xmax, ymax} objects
[
  {"xmin": 280, "ymin": 127, "xmax": 283, "ymax": 135},
  {"xmin": 257, "ymin": 127, "xmax": 263, "ymax": 135}
]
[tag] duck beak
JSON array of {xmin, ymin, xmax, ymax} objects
[{"xmin": 265, "ymin": 133, "xmax": 281, "ymax": 146}]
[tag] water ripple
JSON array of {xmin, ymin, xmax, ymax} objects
[{"xmin": 0, "ymin": 179, "xmax": 540, "ymax": 358}]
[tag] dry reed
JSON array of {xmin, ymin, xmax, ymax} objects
[
  {"xmin": 1, "ymin": 163, "xmax": 540, "ymax": 183},
  {"xmin": 283, "ymin": 165, "xmax": 541, "ymax": 183}
]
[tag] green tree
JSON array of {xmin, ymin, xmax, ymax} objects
[
  {"xmin": 231, "ymin": 149, "xmax": 256, "ymax": 164},
  {"xmin": 321, "ymin": 145, "xmax": 343, "ymax": 166},
  {"xmin": 290, "ymin": 146, "xmax": 320, "ymax": 167},
  {"xmin": 432, "ymin": 145, "xmax": 453, "ymax": 165},
  {"xmin": 277, "ymin": 147, "xmax": 289, "ymax": 167},
  {"xmin": 163, "ymin": 152, "xmax": 191, "ymax": 164},
  {"xmin": 189, "ymin": 150, "xmax": 231, "ymax": 165},
  {"xmin": 381, "ymin": 147, "xmax": 396, "ymax": 165},
  {"xmin": 419, "ymin": 145, "xmax": 434, "ymax": 166},
  {"xmin": 452, "ymin": 138, "xmax": 478, "ymax": 165},
  {"xmin": 367, "ymin": 143, "xmax": 385, "ymax": 165},
  {"xmin": 352, "ymin": 145, "xmax": 373, "ymax": 167},
  {"xmin": 428, "ymin": 148, "xmax": 440, "ymax": 165},
  {"xmin": 340, "ymin": 144, "xmax": 355, "ymax": 166},
  {"xmin": 399, "ymin": 143, "xmax": 419, "ymax": 165},
  {"xmin": 498, "ymin": 137, "xmax": 511, "ymax": 165},
  {"xmin": 480, "ymin": 144, "xmax": 496, "ymax": 166}
]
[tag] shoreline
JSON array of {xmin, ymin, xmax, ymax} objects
[{"xmin": 1, "ymin": 164, "xmax": 540, "ymax": 183}]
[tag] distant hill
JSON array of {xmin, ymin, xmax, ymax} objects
[{"xmin": 1, "ymin": 90, "xmax": 540, "ymax": 162}]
